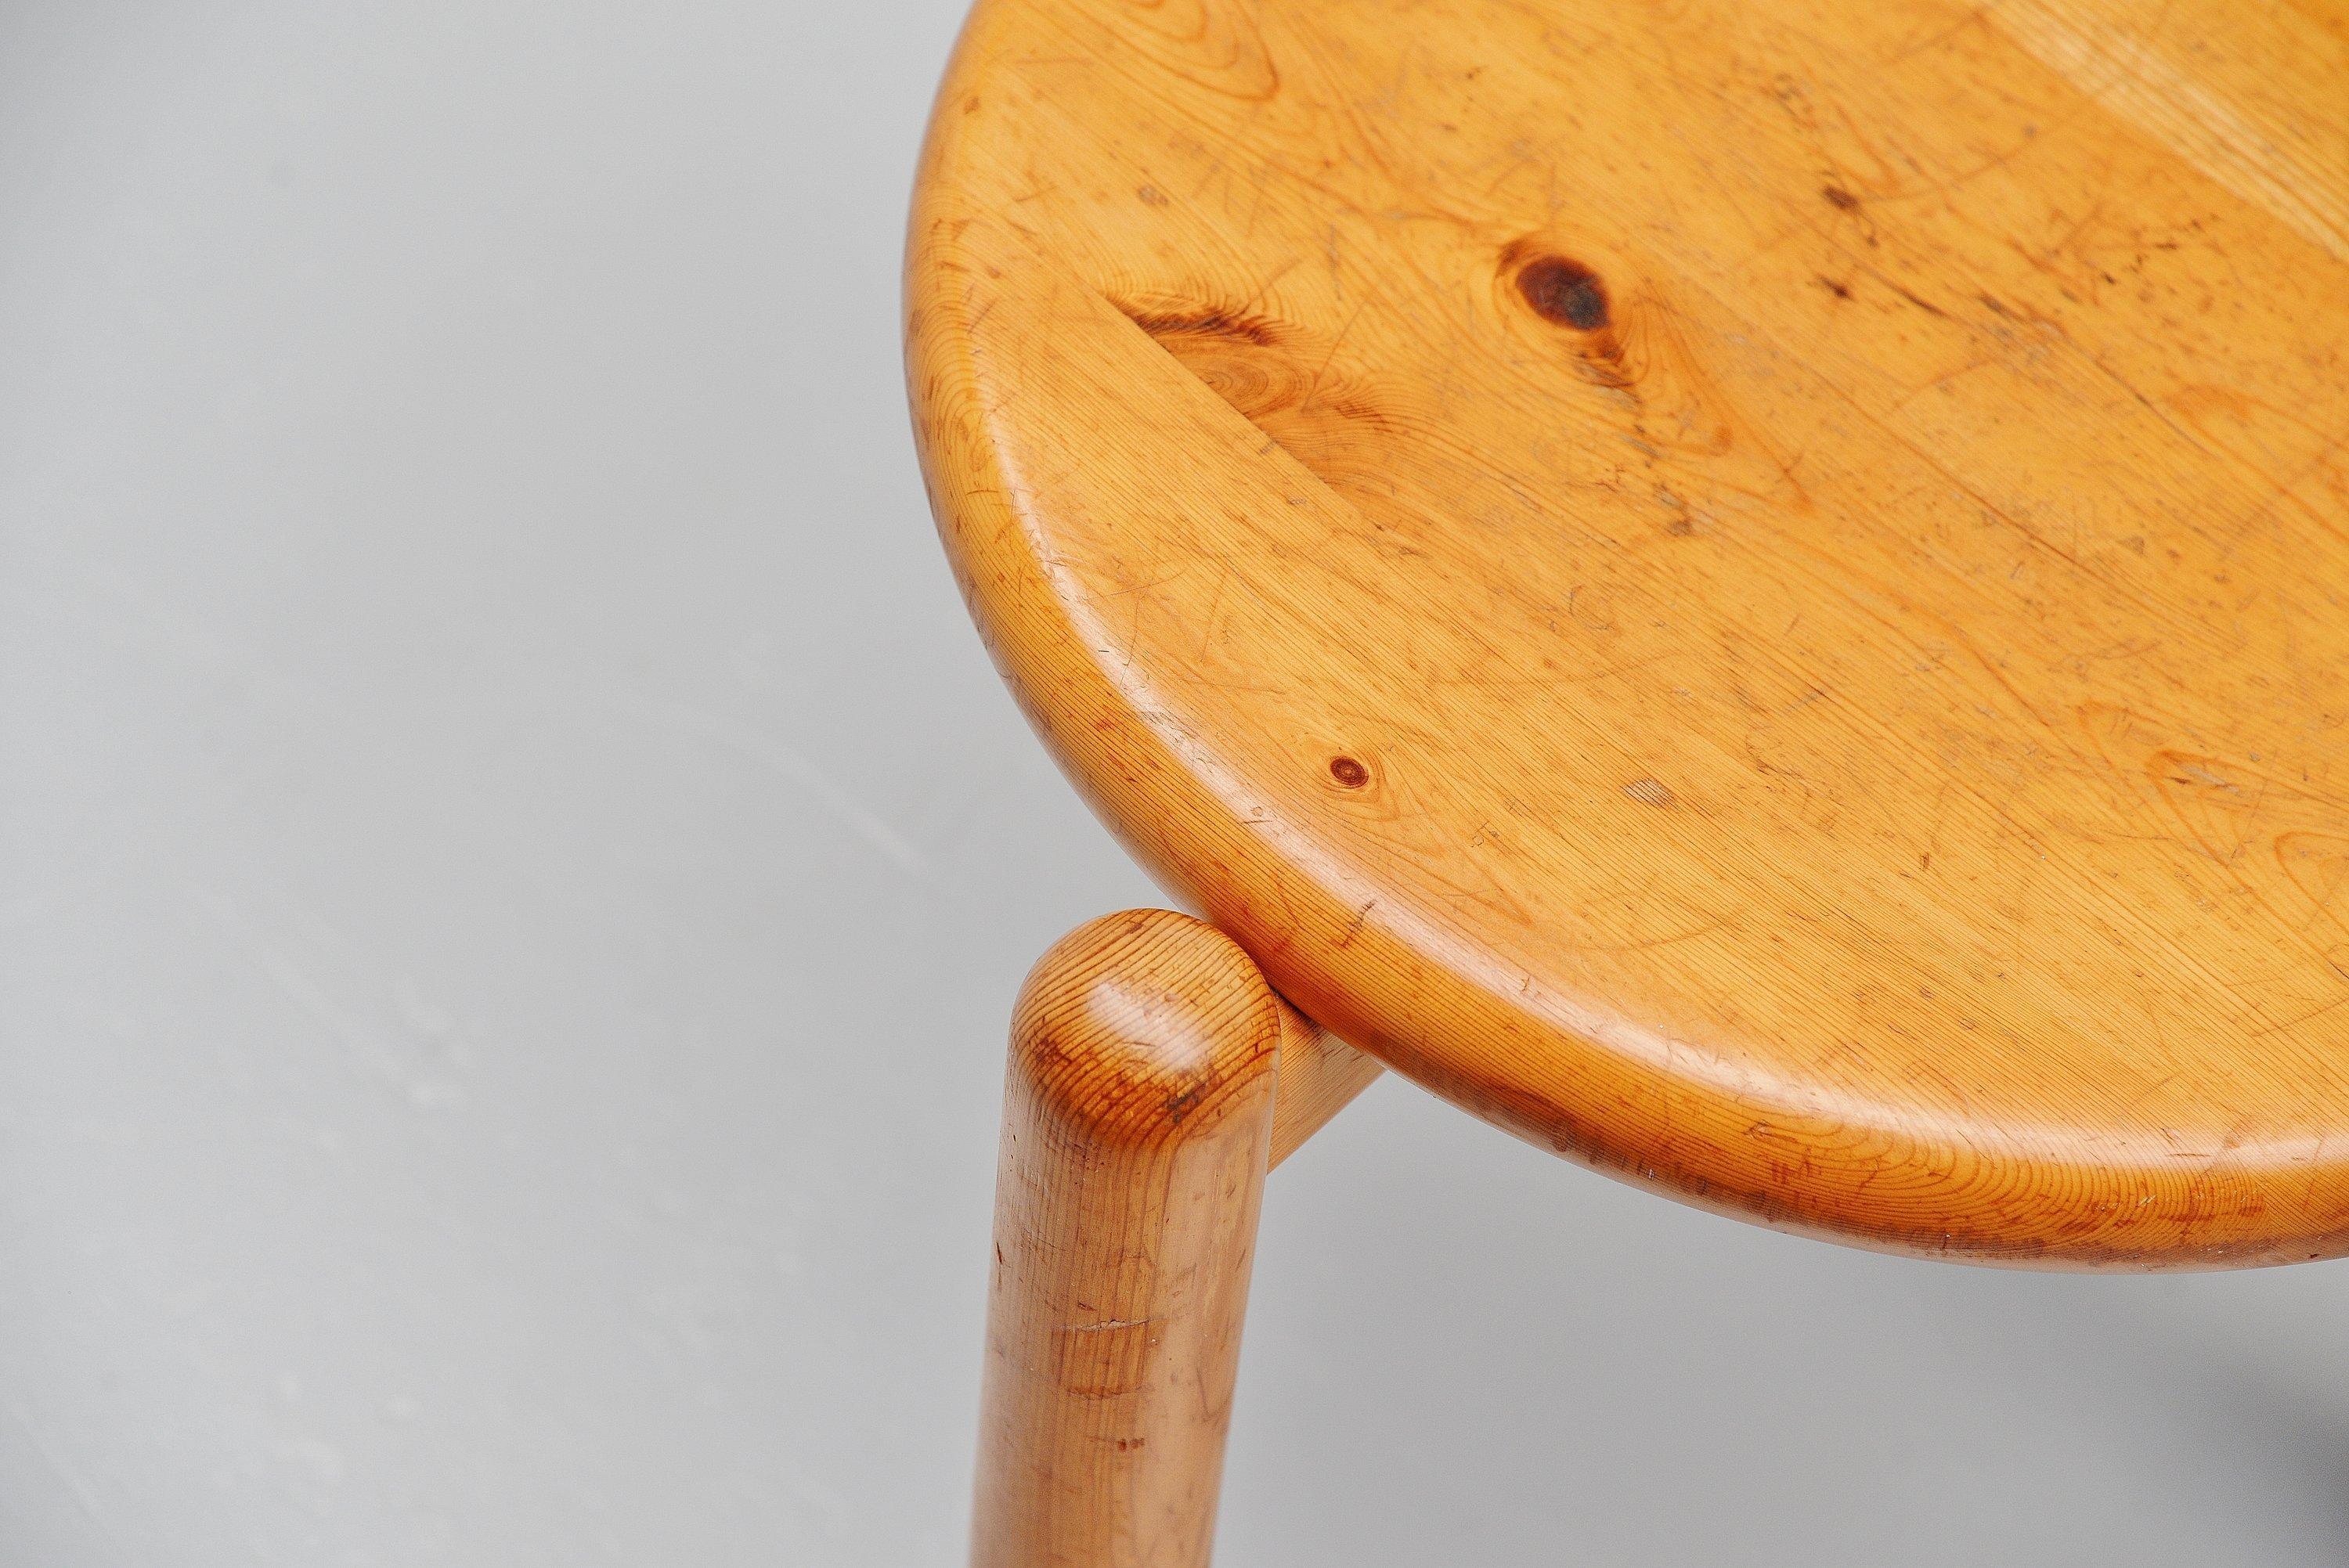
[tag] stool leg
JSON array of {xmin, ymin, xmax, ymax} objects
[{"xmin": 970, "ymin": 909, "xmax": 1302, "ymax": 1568}]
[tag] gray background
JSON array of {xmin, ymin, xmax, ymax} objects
[{"xmin": 4, "ymin": 1, "xmax": 2345, "ymax": 1563}]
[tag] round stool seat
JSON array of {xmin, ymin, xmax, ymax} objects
[{"xmin": 906, "ymin": 0, "xmax": 2349, "ymax": 1266}]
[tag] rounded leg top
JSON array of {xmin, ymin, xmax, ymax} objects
[
  {"xmin": 974, "ymin": 910, "xmax": 1287, "ymax": 1568},
  {"xmin": 1011, "ymin": 909, "xmax": 1286, "ymax": 1152}
]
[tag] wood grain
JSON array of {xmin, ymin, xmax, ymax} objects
[
  {"xmin": 1266, "ymin": 992, "xmax": 1382, "ymax": 1169},
  {"xmin": 973, "ymin": 909, "xmax": 1366, "ymax": 1566},
  {"xmin": 909, "ymin": 0, "xmax": 2349, "ymax": 1267}
]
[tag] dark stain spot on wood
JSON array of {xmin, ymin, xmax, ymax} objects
[
  {"xmin": 1822, "ymin": 185, "xmax": 1860, "ymax": 211},
  {"xmin": 1328, "ymin": 755, "xmax": 1370, "ymax": 788},
  {"xmin": 1817, "ymin": 274, "xmax": 1853, "ymax": 300},
  {"xmin": 1517, "ymin": 255, "xmax": 1611, "ymax": 330},
  {"xmin": 1162, "ymin": 1080, "xmax": 1204, "ymax": 1124},
  {"xmin": 1884, "ymin": 277, "xmax": 1949, "ymax": 319}
]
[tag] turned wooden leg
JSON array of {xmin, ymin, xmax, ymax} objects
[{"xmin": 972, "ymin": 909, "xmax": 1377, "ymax": 1568}]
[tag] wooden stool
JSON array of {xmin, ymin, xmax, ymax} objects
[{"xmin": 904, "ymin": 0, "xmax": 2349, "ymax": 1559}]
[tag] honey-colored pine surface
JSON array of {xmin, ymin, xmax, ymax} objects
[
  {"xmin": 908, "ymin": 0, "xmax": 2349, "ymax": 1267},
  {"xmin": 977, "ymin": 910, "xmax": 1359, "ymax": 1568}
]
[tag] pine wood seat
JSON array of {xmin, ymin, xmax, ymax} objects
[{"xmin": 911, "ymin": 2, "xmax": 2349, "ymax": 1554}]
